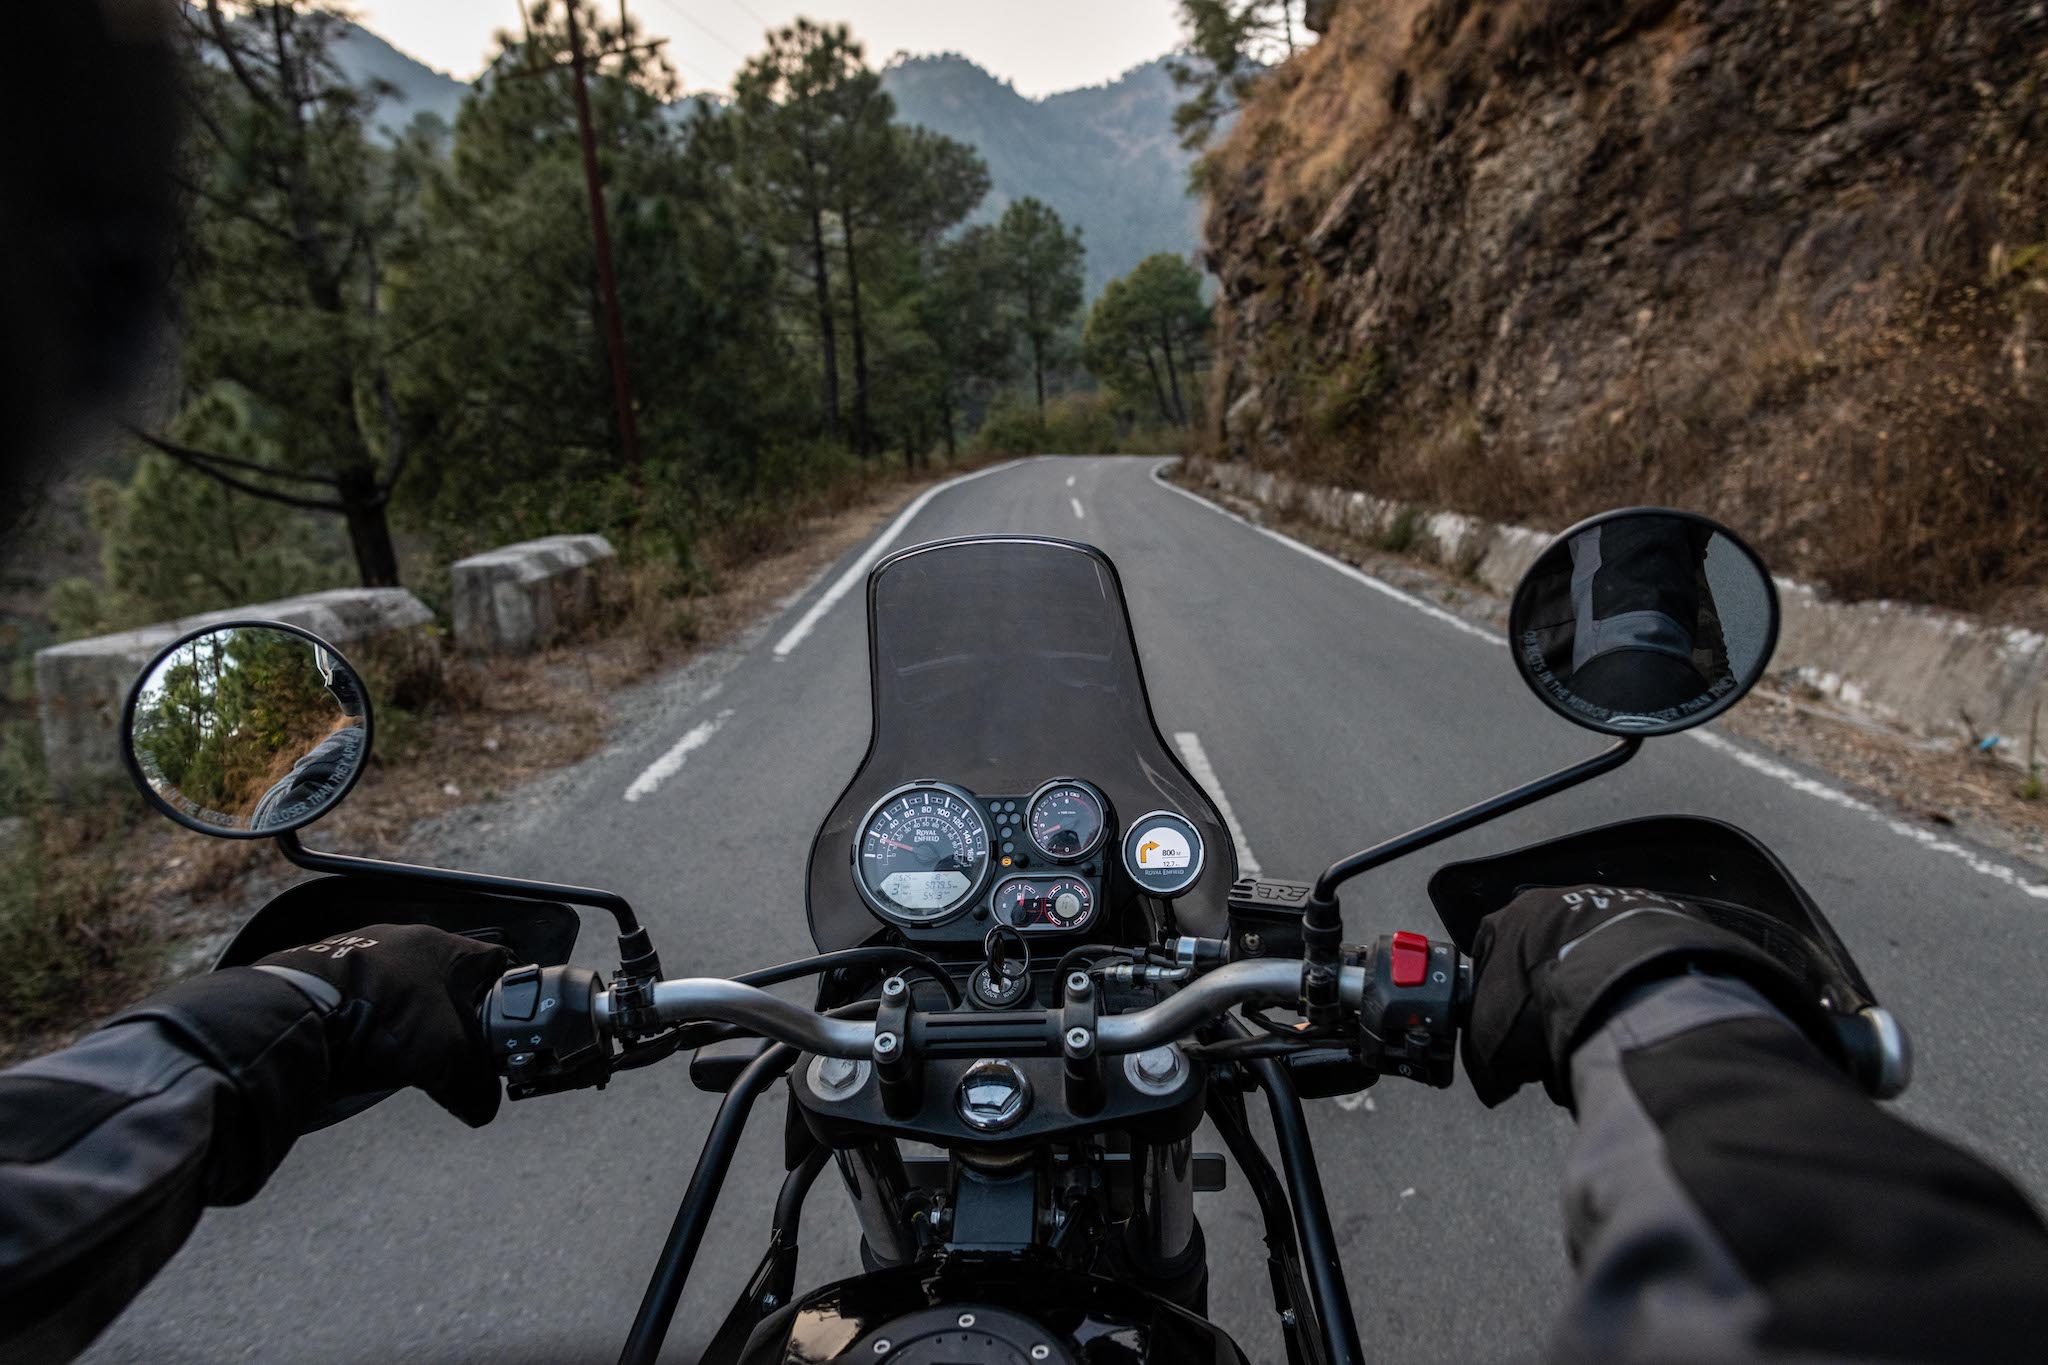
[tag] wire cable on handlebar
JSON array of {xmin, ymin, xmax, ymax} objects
[{"xmin": 734, "ymin": 946, "xmax": 963, "ymax": 1007}]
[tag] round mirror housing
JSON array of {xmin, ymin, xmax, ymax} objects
[
  {"xmin": 120, "ymin": 622, "xmax": 374, "ymax": 838},
  {"xmin": 1508, "ymin": 508, "xmax": 1779, "ymax": 737}
]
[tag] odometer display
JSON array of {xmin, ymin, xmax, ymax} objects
[
  {"xmin": 1027, "ymin": 779, "xmax": 1108, "ymax": 862},
  {"xmin": 854, "ymin": 782, "xmax": 993, "ymax": 926}
]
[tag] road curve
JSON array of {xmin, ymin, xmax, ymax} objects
[{"xmin": 84, "ymin": 456, "xmax": 2048, "ymax": 1365}]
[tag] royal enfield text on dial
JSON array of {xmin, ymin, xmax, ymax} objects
[{"xmin": 854, "ymin": 782, "xmax": 993, "ymax": 926}]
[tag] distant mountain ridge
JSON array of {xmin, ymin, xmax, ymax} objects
[{"xmin": 329, "ymin": 25, "xmax": 1199, "ymax": 294}]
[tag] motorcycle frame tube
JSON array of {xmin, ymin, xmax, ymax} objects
[
  {"xmin": 1132, "ymin": 1137, "xmax": 1198, "ymax": 1267},
  {"xmin": 1246, "ymin": 1053, "xmax": 1362, "ymax": 1365},
  {"xmin": 1207, "ymin": 1085, "xmax": 1322, "ymax": 1365},
  {"xmin": 619, "ymin": 1042, "xmax": 797, "ymax": 1365}
]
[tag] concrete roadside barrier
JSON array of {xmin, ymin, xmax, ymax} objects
[
  {"xmin": 449, "ymin": 534, "xmax": 616, "ymax": 655},
  {"xmin": 1189, "ymin": 460, "xmax": 2048, "ymax": 763},
  {"xmin": 33, "ymin": 588, "xmax": 435, "ymax": 799}
]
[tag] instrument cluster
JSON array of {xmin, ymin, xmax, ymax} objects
[{"xmin": 851, "ymin": 778, "xmax": 1204, "ymax": 939}]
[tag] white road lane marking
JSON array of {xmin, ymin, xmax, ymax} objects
[
  {"xmin": 1071, "ymin": 497, "xmax": 1086, "ymax": 520},
  {"xmin": 1151, "ymin": 459, "xmax": 2048, "ymax": 904},
  {"xmin": 623, "ymin": 708, "xmax": 734, "ymax": 803},
  {"xmin": 1150, "ymin": 463, "xmax": 1499, "ymax": 645},
  {"xmin": 1066, "ymin": 474, "xmax": 1076, "ymax": 487},
  {"xmin": 1172, "ymin": 731, "xmax": 1262, "ymax": 878},
  {"xmin": 772, "ymin": 459, "xmax": 1027, "ymax": 658}
]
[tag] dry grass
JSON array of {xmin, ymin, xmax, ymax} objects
[{"xmin": 0, "ymin": 460, "xmax": 975, "ymax": 1061}]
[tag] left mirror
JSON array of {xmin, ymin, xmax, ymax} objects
[{"xmin": 121, "ymin": 623, "xmax": 373, "ymax": 838}]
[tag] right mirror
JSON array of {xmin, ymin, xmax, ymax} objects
[{"xmin": 1509, "ymin": 508, "xmax": 1779, "ymax": 736}]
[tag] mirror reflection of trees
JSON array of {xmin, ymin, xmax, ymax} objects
[{"xmin": 131, "ymin": 629, "xmax": 356, "ymax": 827}]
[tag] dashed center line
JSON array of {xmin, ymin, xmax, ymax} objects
[
  {"xmin": 1071, "ymin": 497, "xmax": 1086, "ymax": 520},
  {"xmin": 1066, "ymin": 474, "xmax": 1076, "ymax": 488},
  {"xmin": 624, "ymin": 708, "xmax": 734, "ymax": 803},
  {"xmin": 1173, "ymin": 731, "xmax": 1262, "ymax": 878}
]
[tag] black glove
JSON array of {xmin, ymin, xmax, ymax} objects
[
  {"xmin": 1461, "ymin": 884, "xmax": 1796, "ymax": 1109},
  {"xmin": 253, "ymin": 924, "xmax": 515, "ymax": 1127},
  {"xmin": 111, "ymin": 925, "xmax": 513, "ymax": 1202}
]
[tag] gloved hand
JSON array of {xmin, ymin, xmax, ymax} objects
[
  {"xmin": 1461, "ymin": 884, "xmax": 1797, "ymax": 1109},
  {"xmin": 255, "ymin": 924, "xmax": 516, "ymax": 1127},
  {"xmin": 110, "ymin": 924, "xmax": 515, "ymax": 1200}
]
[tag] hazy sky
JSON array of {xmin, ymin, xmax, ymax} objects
[{"xmin": 353, "ymin": 1, "xmax": 1188, "ymax": 98}]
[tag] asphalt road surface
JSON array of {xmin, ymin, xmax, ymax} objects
[{"xmin": 86, "ymin": 456, "xmax": 2048, "ymax": 1365}]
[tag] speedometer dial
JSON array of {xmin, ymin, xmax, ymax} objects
[
  {"xmin": 1026, "ymin": 779, "xmax": 1108, "ymax": 862},
  {"xmin": 853, "ymin": 782, "xmax": 993, "ymax": 927}
]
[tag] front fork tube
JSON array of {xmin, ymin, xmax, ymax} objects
[{"xmin": 838, "ymin": 1138, "xmax": 918, "ymax": 1267}]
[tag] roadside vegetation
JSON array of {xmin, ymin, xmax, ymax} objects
[{"xmin": 0, "ymin": 2, "xmax": 1225, "ymax": 1053}]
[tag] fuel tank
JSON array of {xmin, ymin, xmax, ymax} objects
[{"xmin": 738, "ymin": 1263, "xmax": 1250, "ymax": 1364}]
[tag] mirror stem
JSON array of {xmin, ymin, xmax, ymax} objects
[
  {"xmin": 1298, "ymin": 737, "xmax": 1642, "ymax": 1025},
  {"xmin": 273, "ymin": 832, "xmax": 661, "ymax": 978}
]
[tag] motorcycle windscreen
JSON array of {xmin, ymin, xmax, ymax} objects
[{"xmin": 805, "ymin": 536, "xmax": 1237, "ymax": 952}]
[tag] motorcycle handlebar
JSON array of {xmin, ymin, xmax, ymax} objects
[{"xmin": 591, "ymin": 959, "xmax": 1369, "ymax": 1059}]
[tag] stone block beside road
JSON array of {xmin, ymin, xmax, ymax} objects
[
  {"xmin": 33, "ymin": 588, "xmax": 434, "ymax": 799},
  {"xmin": 450, "ymin": 533, "xmax": 616, "ymax": 654}
]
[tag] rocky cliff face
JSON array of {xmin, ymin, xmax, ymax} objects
[{"xmin": 1203, "ymin": 0, "xmax": 2048, "ymax": 615}]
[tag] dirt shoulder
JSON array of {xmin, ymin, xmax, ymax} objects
[
  {"xmin": 1166, "ymin": 460, "xmax": 2048, "ymax": 874},
  {"xmin": 0, "ymin": 464, "xmax": 956, "ymax": 1062}
]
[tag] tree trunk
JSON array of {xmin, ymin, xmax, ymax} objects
[
  {"xmin": 940, "ymin": 390, "xmax": 957, "ymax": 459},
  {"xmin": 808, "ymin": 207, "xmax": 841, "ymax": 439},
  {"xmin": 337, "ymin": 465, "xmax": 401, "ymax": 587},
  {"xmin": 1142, "ymin": 346, "xmax": 1172, "ymax": 423},
  {"xmin": 1159, "ymin": 322, "xmax": 1188, "ymax": 425},
  {"xmin": 839, "ymin": 207, "xmax": 873, "ymax": 457}
]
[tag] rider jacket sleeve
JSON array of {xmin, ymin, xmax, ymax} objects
[
  {"xmin": 0, "ymin": 968, "xmax": 331, "ymax": 1363},
  {"xmin": 1550, "ymin": 972, "xmax": 2048, "ymax": 1364}
]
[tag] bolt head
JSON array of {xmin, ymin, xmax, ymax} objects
[
  {"xmin": 1066, "ymin": 970, "xmax": 1090, "ymax": 994},
  {"xmin": 1065, "ymin": 1026, "xmax": 1092, "ymax": 1051},
  {"xmin": 1134, "ymin": 1045, "xmax": 1181, "ymax": 1084},
  {"xmin": 872, "ymin": 1339, "xmax": 892, "ymax": 1356},
  {"xmin": 816, "ymin": 1055, "xmax": 860, "ymax": 1092},
  {"xmin": 1032, "ymin": 1348, "xmax": 1052, "ymax": 1362},
  {"xmin": 957, "ymin": 1312, "xmax": 977, "ymax": 1328},
  {"xmin": 1242, "ymin": 932, "xmax": 1263, "ymax": 954},
  {"xmin": 881, "ymin": 975, "xmax": 907, "ymax": 1000},
  {"xmin": 874, "ymin": 1030, "xmax": 899, "ymax": 1058}
]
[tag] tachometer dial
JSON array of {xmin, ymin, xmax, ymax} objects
[
  {"xmin": 1026, "ymin": 779, "xmax": 1108, "ymax": 862},
  {"xmin": 993, "ymin": 875, "xmax": 1095, "ymax": 930},
  {"xmin": 854, "ymin": 782, "xmax": 993, "ymax": 927}
]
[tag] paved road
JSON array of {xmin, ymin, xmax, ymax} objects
[{"xmin": 87, "ymin": 456, "xmax": 2048, "ymax": 1365}]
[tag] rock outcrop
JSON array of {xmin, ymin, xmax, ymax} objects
[{"xmin": 1203, "ymin": 0, "xmax": 2048, "ymax": 617}]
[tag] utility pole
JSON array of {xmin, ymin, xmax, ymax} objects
[{"xmin": 560, "ymin": 0, "xmax": 642, "ymax": 482}]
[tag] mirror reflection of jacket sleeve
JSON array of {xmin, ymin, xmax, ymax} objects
[{"xmin": 1552, "ymin": 974, "xmax": 2048, "ymax": 1363}]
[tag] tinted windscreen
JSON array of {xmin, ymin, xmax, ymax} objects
[{"xmin": 805, "ymin": 537, "xmax": 1235, "ymax": 950}]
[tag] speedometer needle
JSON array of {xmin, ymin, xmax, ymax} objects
[{"xmin": 876, "ymin": 837, "xmax": 915, "ymax": 853}]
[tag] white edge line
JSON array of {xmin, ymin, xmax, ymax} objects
[
  {"xmin": 1172, "ymin": 730, "xmax": 1263, "ymax": 879},
  {"xmin": 1149, "ymin": 461, "xmax": 1499, "ymax": 645},
  {"xmin": 1071, "ymin": 496, "xmax": 1086, "ymax": 520},
  {"xmin": 772, "ymin": 459, "xmax": 1030, "ymax": 658},
  {"xmin": 623, "ymin": 708, "xmax": 735, "ymax": 803},
  {"xmin": 1150, "ymin": 460, "xmax": 2048, "ymax": 905},
  {"xmin": 1688, "ymin": 730, "xmax": 2048, "ymax": 900}
]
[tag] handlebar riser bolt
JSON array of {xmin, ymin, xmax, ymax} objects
[
  {"xmin": 882, "ymin": 975, "xmax": 907, "ymax": 1001},
  {"xmin": 874, "ymin": 1031, "xmax": 900, "ymax": 1059},
  {"xmin": 816, "ymin": 1056, "xmax": 861, "ymax": 1093},
  {"xmin": 1066, "ymin": 971, "xmax": 1090, "ymax": 997},
  {"xmin": 1065, "ymin": 1026, "xmax": 1093, "ymax": 1053}
]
